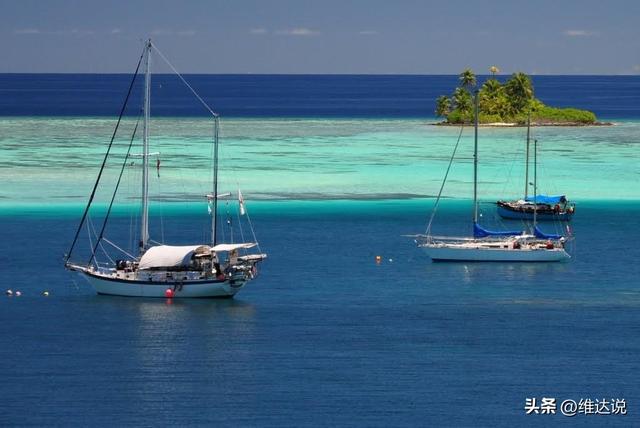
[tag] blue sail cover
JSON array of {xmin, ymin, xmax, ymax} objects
[
  {"xmin": 525, "ymin": 195, "xmax": 566, "ymax": 204},
  {"xmin": 534, "ymin": 225, "xmax": 563, "ymax": 240},
  {"xmin": 473, "ymin": 223, "xmax": 522, "ymax": 238}
]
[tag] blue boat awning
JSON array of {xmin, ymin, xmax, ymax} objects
[
  {"xmin": 533, "ymin": 225, "xmax": 563, "ymax": 240},
  {"xmin": 473, "ymin": 223, "xmax": 522, "ymax": 238},
  {"xmin": 525, "ymin": 195, "xmax": 567, "ymax": 204}
]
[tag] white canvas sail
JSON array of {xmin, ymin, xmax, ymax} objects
[{"xmin": 138, "ymin": 245, "xmax": 211, "ymax": 270}]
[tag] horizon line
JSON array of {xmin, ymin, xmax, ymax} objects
[{"xmin": 1, "ymin": 72, "xmax": 639, "ymax": 77}]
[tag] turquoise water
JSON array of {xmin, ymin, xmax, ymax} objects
[{"xmin": 1, "ymin": 117, "xmax": 638, "ymax": 213}]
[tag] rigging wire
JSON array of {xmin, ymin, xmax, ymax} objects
[
  {"xmin": 87, "ymin": 215, "xmax": 114, "ymax": 265},
  {"xmin": 98, "ymin": 240, "xmax": 115, "ymax": 265},
  {"xmin": 236, "ymin": 205, "xmax": 247, "ymax": 245},
  {"xmin": 425, "ymin": 125, "xmax": 466, "ymax": 236},
  {"xmin": 151, "ymin": 42, "xmax": 221, "ymax": 247},
  {"xmin": 151, "ymin": 43, "xmax": 218, "ymax": 118},
  {"xmin": 88, "ymin": 112, "xmax": 143, "ymax": 265},
  {"xmin": 217, "ymin": 118, "xmax": 262, "ymax": 250},
  {"xmin": 152, "ymin": 44, "xmax": 262, "ymax": 251},
  {"xmin": 534, "ymin": 140, "xmax": 564, "ymax": 237},
  {"xmin": 65, "ymin": 47, "xmax": 144, "ymax": 264},
  {"xmin": 244, "ymin": 207, "xmax": 262, "ymax": 254},
  {"xmin": 128, "ymin": 157, "xmax": 139, "ymax": 255},
  {"xmin": 498, "ymin": 130, "xmax": 525, "ymax": 201},
  {"xmin": 102, "ymin": 237, "xmax": 136, "ymax": 260},
  {"xmin": 153, "ymin": 153, "xmax": 166, "ymax": 245},
  {"xmin": 78, "ymin": 41, "xmax": 262, "ymax": 263},
  {"xmin": 86, "ymin": 215, "xmax": 94, "ymax": 259}
]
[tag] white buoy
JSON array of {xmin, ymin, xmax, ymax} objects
[
  {"xmin": 15, "ymin": 291, "xmax": 22, "ymax": 297},
  {"xmin": 6, "ymin": 289, "xmax": 13, "ymax": 296},
  {"xmin": 43, "ymin": 291, "xmax": 50, "ymax": 297}
]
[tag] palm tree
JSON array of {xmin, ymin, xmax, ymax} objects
[
  {"xmin": 482, "ymin": 79, "xmax": 501, "ymax": 96},
  {"xmin": 459, "ymin": 69, "xmax": 476, "ymax": 89},
  {"xmin": 504, "ymin": 72, "xmax": 534, "ymax": 112},
  {"xmin": 479, "ymin": 78, "xmax": 512, "ymax": 121},
  {"xmin": 453, "ymin": 87, "xmax": 472, "ymax": 114},
  {"xmin": 479, "ymin": 79, "xmax": 504, "ymax": 116},
  {"xmin": 435, "ymin": 95, "xmax": 451, "ymax": 117}
]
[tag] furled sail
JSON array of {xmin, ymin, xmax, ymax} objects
[
  {"xmin": 473, "ymin": 223, "xmax": 522, "ymax": 238},
  {"xmin": 524, "ymin": 195, "xmax": 566, "ymax": 204},
  {"xmin": 533, "ymin": 226, "xmax": 563, "ymax": 240}
]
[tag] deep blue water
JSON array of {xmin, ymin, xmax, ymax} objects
[
  {"xmin": 1, "ymin": 74, "xmax": 639, "ymax": 119},
  {"xmin": 1, "ymin": 201, "xmax": 639, "ymax": 426}
]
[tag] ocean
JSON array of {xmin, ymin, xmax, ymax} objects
[
  {"xmin": 1, "ymin": 74, "xmax": 640, "ymax": 118},
  {"xmin": 1, "ymin": 74, "xmax": 639, "ymax": 426}
]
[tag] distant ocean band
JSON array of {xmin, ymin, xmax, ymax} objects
[{"xmin": 1, "ymin": 74, "xmax": 639, "ymax": 119}]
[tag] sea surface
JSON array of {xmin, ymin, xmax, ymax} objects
[
  {"xmin": 1, "ymin": 74, "xmax": 640, "ymax": 119},
  {"xmin": 1, "ymin": 74, "xmax": 639, "ymax": 426}
]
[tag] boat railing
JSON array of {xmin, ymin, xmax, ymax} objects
[{"xmin": 428, "ymin": 235, "xmax": 480, "ymax": 242}]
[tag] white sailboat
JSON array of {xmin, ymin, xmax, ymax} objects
[
  {"xmin": 416, "ymin": 91, "xmax": 570, "ymax": 262},
  {"xmin": 64, "ymin": 40, "xmax": 266, "ymax": 297}
]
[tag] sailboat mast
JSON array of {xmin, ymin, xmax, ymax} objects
[
  {"xmin": 140, "ymin": 39, "xmax": 151, "ymax": 253},
  {"xmin": 473, "ymin": 90, "xmax": 479, "ymax": 224},
  {"xmin": 524, "ymin": 110, "xmax": 530, "ymax": 199},
  {"xmin": 211, "ymin": 115, "xmax": 220, "ymax": 246},
  {"xmin": 533, "ymin": 138, "xmax": 538, "ymax": 227}
]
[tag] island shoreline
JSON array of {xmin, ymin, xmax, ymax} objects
[{"xmin": 431, "ymin": 121, "xmax": 614, "ymax": 127}]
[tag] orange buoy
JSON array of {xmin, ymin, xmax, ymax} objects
[{"xmin": 164, "ymin": 288, "xmax": 174, "ymax": 298}]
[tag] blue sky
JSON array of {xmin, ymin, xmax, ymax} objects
[{"xmin": 1, "ymin": 0, "xmax": 638, "ymax": 74}]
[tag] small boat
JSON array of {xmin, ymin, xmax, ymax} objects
[
  {"xmin": 64, "ymin": 40, "xmax": 266, "ymax": 297},
  {"xmin": 415, "ymin": 91, "xmax": 570, "ymax": 262},
  {"xmin": 497, "ymin": 195, "xmax": 575, "ymax": 221},
  {"xmin": 496, "ymin": 113, "xmax": 575, "ymax": 221}
]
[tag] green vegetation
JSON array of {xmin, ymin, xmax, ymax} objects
[{"xmin": 436, "ymin": 68, "xmax": 597, "ymax": 125}]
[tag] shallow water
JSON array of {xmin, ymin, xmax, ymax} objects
[{"xmin": 1, "ymin": 117, "xmax": 639, "ymax": 208}]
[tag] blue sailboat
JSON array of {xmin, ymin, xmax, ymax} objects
[
  {"xmin": 496, "ymin": 114, "xmax": 575, "ymax": 221},
  {"xmin": 497, "ymin": 194, "xmax": 575, "ymax": 221}
]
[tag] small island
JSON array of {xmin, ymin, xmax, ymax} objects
[{"xmin": 435, "ymin": 67, "xmax": 608, "ymax": 126}]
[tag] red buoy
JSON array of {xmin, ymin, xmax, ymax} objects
[{"xmin": 165, "ymin": 288, "xmax": 174, "ymax": 298}]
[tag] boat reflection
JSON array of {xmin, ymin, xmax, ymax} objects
[{"xmin": 459, "ymin": 262, "xmax": 571, "ymax": 285}]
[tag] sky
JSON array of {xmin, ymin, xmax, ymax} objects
[{"xmin": 1, "ymin": 0, "xmax": 639, "ymax": 74}]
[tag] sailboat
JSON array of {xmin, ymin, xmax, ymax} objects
[
  {"xmin": 496, "ymin": 112, "xmax": 575, "ymax": 221},
  {"xmin": 416, "ymin": 91, "xmax": 570, "ymax": 262},
  {"xmin": 64, "ymin": 40, "xmax": 266, "ymax": 297}
]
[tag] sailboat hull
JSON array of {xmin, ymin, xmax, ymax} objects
[
  {"xmin": 497, "ymin": 205, "xmax": 573, "ymax": 221},
  {"xmin": 421, "ymin": 245, "xmax": 570, "ymax": 262},
  {"xmin": 80, "ymin": 271, "xmax": 246, "ymax": 298}
]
